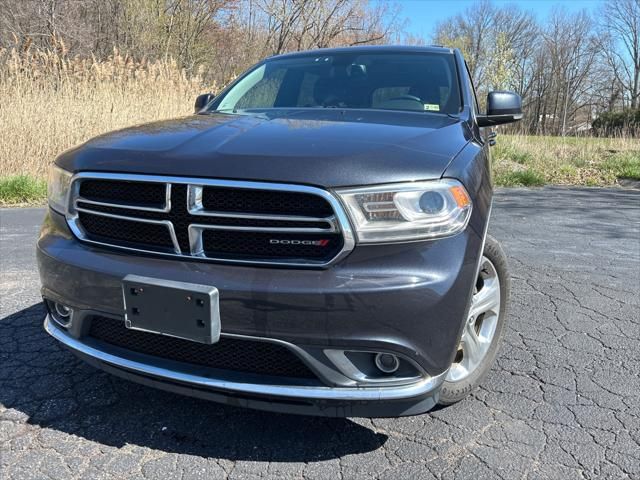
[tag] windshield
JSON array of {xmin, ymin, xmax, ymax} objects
[{"xmin": 209, "ymin": 52, "xmax": 462, "ymax": 115}]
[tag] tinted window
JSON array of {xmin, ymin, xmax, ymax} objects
[{"xmin": 211, "ymin": 52, "xmax": 461, "ymax": 115}]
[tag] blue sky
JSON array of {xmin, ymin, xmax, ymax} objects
[{"xmin": 390, "ymin": 0, "xmax": 605, "ymax": 39}]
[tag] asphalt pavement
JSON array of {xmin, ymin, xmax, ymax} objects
[{"xmin": 1, "ymin": 187, "xmax": 639, "ymax": 480}]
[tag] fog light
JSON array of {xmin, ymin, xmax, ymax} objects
[
  {"xmin": 375, "ymin": 353, "xmax": 400, "ymax": 374},
  {"xmin": 49, "ymin": 301, "xmax": 73, "ymax": 328},
  {"xmin": 54, "ymin": 303, "xmax": 71, "ymax": 319}
]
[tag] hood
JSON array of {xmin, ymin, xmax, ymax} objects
[{"xmin": 57, "ymin": 109, "xmax": 471, "ymax": 188}]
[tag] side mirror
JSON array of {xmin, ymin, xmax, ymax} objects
[
  {"xmin": 194, "ymin": 93, "xmax": 215, "ymax": 113},
  {"xmin": 477, "ymin": 91, "xmax": 522, "ymax": 127}
]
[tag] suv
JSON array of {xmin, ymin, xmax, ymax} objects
[{"xmin": 39, "ymin": 46, "xmax": 522, "ymax": 417}]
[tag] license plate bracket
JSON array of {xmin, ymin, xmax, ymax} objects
[{"xmin": 122, "ymin": 274, "xmax": 220, "ymax": 344}]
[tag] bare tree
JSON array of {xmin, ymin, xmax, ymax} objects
[
  {"xmin": 600, "ymin": 0, "xmax": 640, "ymax": 108},
  {"xmin": 432, "ymin": 0, "xmax": 495, "ymax": 87},
  {"xmin": 2, "ymin": 0, "xmax": 635, "ymax": 133},
  {"xmin": 254, "ymin": 0, "xmax": 401, "ymax": 56},
  {"xmin": 543, "ymin": 10, "xmax": 598, "ymax": 135},
  {"xmin": 432, "ymin": 3, "xmax": 611, "ymax": 134}
]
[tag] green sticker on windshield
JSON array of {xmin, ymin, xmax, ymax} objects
[{"xmin": 424, "ymin": 104, "xmax": 440, "ymax": 111}]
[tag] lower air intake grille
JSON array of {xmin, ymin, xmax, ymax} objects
[{"xmin": 88, "ymin": 316, "xmax": 317, "ymax": 379}]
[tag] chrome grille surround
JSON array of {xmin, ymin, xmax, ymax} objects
[{"xmin": 66, "ymin": 172, "xmax": 355, "ymax": 267}]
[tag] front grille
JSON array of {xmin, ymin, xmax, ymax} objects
[
  {"xmin": 202, "ymin": 187, "xmax": 334, "ymax": 216},
  {"xmin": 78, "ymin": 211, "xmax": 175, "ymax": 250},
  {"xmin": 68, "ymin": 175, "xmax": 352, "ymax": 266},
  {"xmin": 88, "ymin": 316, "xmax": 317, "ymax": 379},
  {"xmin": 79, "ymin": 180, "xmax": 166, "ymax": 208}
]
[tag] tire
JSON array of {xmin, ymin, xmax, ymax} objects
[{"xmin": 438, "ymin": 234, "xmax": 510, "ymax": 406}]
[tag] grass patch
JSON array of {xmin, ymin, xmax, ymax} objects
[
  {"xmin": 493, "ymin": 143, "xmax": 533, "ymax": 165},
  {"xmin": 0, "ymin": 175, "xmax": 47, "ymax": 205},
  {"xmin": 493, "ymin": 134, "xmax": 640, "ymax": 186},
  {"xmin": 495, "ymin": 169, "xmax": 545, "ymax": 187},
  {"xmin": 601, "ymin": 153, "xmax": 640, "ymax": 179}
]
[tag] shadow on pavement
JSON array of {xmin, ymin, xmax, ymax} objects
[{"xmin": 0, "ymin": 303, "xmax": 388, "ymax": 461}]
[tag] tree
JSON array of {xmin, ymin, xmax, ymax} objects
[
  {"xmin": 432, "ymin": 1, "xmax": 538, "ymax": 123},
  {"xmin": 432, "ymin": 0, "xmax": 495, "ymax": 87},
  {"xmin": 254, "ymin": 0, "xmax": 402, "ymax": 56},
  {"xmin": 543, "ymin": 10, "xmax": 598, "ymax": 135},
  {"xmin": 600, "ymin": 0, "xmax": 640, "ymax": 108}
]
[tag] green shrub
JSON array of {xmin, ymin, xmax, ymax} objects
[{"xmin": 592, "ymin": 109, "xmax": 640, "ymax": 136}]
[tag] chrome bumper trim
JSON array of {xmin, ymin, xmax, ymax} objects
[{"xmin": 45, "ymin": 315, "xmax": 446, "ymax": 402}]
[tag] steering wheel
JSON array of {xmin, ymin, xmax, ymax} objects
[
  {"xmin": 322, "ymin": 95, "xmax": 347, "ymax": 108},
  {"xmin": 388, "ymin": 94, "xmax": 423, "ymax": 104}
]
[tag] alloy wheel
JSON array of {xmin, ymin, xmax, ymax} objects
[{"xmin": 446, "ymin": 256, "xmax": 501, "ymax": 383}]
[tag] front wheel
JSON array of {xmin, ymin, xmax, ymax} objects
[{"xmin": 438, "ymin": 235, "xmax": 510, "ymax": 405}]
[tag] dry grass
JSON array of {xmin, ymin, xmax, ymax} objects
[
  {"xmin": 0, "ymin": 47, "xmax": 214, "ymax": 183},
  {"xmin": 493, "ymin": 134, "xmax": 640, "ymax": 186},
  {"xmin": 0, "ymin": 46, "xmax": 638, "ymax": 205}
]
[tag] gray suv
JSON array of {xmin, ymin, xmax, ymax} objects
[{"xmin": 38, "ymin": 45, "xmax": 522, "ymax": 417}]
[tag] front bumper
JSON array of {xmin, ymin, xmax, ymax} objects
[
  {"xmin": 38, "ymin": 208, "xmax": 483, "ymax": 416},
  {"xmin": 45, "ymin": 315, "xmax": 447, "ymax": 416}
]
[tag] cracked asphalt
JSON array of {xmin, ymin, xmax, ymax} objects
[{"xmin": 1, "ymin": 187, "xmax": 639, "ymax": 480}]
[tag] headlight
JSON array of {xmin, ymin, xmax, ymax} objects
[
  {"xmin": 336, "ymin": 179, "xmax": 472, "ymax": 243},
  {"xmin": 48, "ymin": 165, "xmax": 73, "ymax": 214}
]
